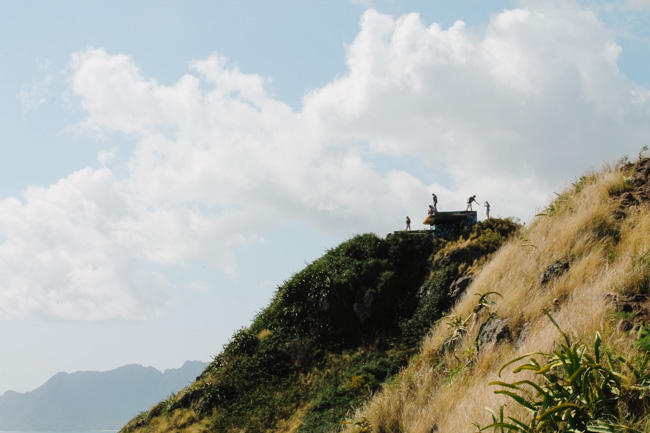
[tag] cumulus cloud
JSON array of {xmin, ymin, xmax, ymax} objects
[
  {"xmin": 306, "ymin": 6, "xmax": 648, "ymax": 196},
  {"xmin": 2, "ymin": 3, "xmax": 649, "ymax": 321},
  {"xmin": 0, "ymin": 168, "xmax": 167, "ymax": 321}
]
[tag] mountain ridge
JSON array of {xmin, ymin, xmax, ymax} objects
[{"xmin": 0, "ymin": 360, "xmax": 208, "ymax": 431}]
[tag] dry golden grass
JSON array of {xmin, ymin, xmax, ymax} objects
[
  {"xmin": 126, "ymin": 408, "xmax": 212, "ymax": 433},
  {"xmin": 275, "ymin": 401, "xmax": 313, "ymax": 433},
  {"xmin": 257, "ymin": 328, "xmax": 273, "ymax": 341},
  {"xmin": 341, "ymin": 164, "xmax": 650, "ymax": 433}
]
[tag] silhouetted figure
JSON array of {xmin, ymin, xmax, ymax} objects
[
  {"xmin": 484, "ymin": 201, "xmax": 491, "ymax": 219},
  {"xmin": 405, "ymin": 216, "xmax": 411, "ymax": 231},
  {"xmin": 466, "ymin": 195, "xmax": 478, "ymax": 211},
  {"xmin": 432, "ymin": 193, "xmax": 438, "ymax": 212},
  {"xmin": 428, "ymin": 205, "xmax": 434, "ymax": 216}
]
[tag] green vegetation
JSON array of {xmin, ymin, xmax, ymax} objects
[
  {"xmin": 481, "ymin": 312, "xmax": 650, "ymax": 432},
  {"xmin": 117, "ymin": 155, "xmax": 650, "ymax": 433},
  {"xmin": 122, "ymin": 156, "xmax": 650, "ymax": 433},
  {"xmin": 336, "ymin": 157, "xmax": 650, "ymax": 433},
  {"xmin": 122, "ymin": 220, "xmax": 520, "ymax": 433}
]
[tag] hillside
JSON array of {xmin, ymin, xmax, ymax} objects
[
  {"xmin": 122, "ymin": 156, "xmax": 650, "ymax": 433},
  {"xmin": 122, "ymin": 216, "xmax": 519, "ymax": 432},
  {"xmin": 0, "ymin": 361, "xmax": 207, "ymax": 431},
  {"xmin": 339, "ymin": 157, "xmax": 650, "ymax": 432}
]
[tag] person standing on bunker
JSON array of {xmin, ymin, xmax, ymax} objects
[
  {"xmin": 405, "ymin": 216, "xmax": 411, "ymax": 231},
  {"xmin": 484, "ymin": 201, "xmax": 491, "ymax": 219},
  {"xmin": 466, "ymin": 195, "xmax": 478, "ymax": 211},
  {"xmin": 432, "ymin": 193, "xmax": 438, "ymax": 212}
]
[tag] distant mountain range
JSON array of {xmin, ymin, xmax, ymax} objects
[{"xmin": 0, "ymin": 360, "xmax": 208, "ymax": 431}]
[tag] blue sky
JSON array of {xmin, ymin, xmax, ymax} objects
[{"xmin": 0, "ymin": 0, "xmax": 649, "ymax": 395}]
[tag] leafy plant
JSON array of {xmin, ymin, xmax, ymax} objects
[
  {"xmin": 446, "ymin": 346, "xmax": 477, "ymax": 386},
  {"xmin": 440, "ymin": 313, "xmax": 473, "ymax": 351},
  {"xmin": 479, "ymin": 312, "xmax": 649, "ymax": 432},
  {"xmin": 636, "ymin": 325, "xmax": 650, "ymax": 353},
  {"xmin": 618, "ymin": 155, "xmax": 631, "ymax": 167},
  {"xmin": 477, "ymin": 291, "xmax": 503, "ymax": 309}
]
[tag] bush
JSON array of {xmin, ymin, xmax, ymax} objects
[
  {"xmin": 298, "ymin": 350, "xmax": 401, "ymax": 433},
  {"xmin": 480, "ymin": 313, "xmax": 650, "ymax": 433}
]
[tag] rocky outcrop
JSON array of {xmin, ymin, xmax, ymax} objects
[
  {"xmin": 541, "ymin": 260, "xmax": 569, "ymax": 285},
  {"xmin": 477, "ymin": 316, "xmax": 511, "ymax": 348},
  {"xmin": 449, "ymin": 275, "xmax": 473, "ymax": 300}
]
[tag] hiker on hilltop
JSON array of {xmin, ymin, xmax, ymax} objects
[
  {"xmin": 431, "ymin": 193, "xmax": 438, "ymax": 212},
  {"xmin": 484, "ymin": 201, "xmax": 491, "ymax": 219},
  {"xmin": 466, "ymin": 195, "xmax": 478, "ymax": 211},
  {"xmin": 405, "ymin": 216, "xmax": 411, "ymax": 231}
]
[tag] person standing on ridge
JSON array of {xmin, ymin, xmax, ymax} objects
[
  {"xmin": 405, "ymin": 216, "xmax": 411, "ymax": 231},
  {"xmin": 484, "ymin": 201, "xmax": 491, "ymax": 219},
  {"xmin": 466, "ymin": 195, "xmax": 478, "ymax": 211},
  {"xmin": 432, "ymin": 193, "xmax": 438, "ymax": 212}
]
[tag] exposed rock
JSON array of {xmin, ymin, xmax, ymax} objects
[
  {"xmin": 605, "ymin": 293, "xmax": 650, "ymax": 325},
  {"xmin": 541, "ymin": 260, "xmax": 569, "ymax": 285},
  {"xmin": 606, "ymin": 293, "xmax": 650, "ymax": 341},
  {"xmin": 477, "ymin": 317, "xmax": 511, "ymax": 348},
  {"xmin": 617, "ymin": 319, "xmax": 634, "ymax": 334},
  {"xmin": 449, "ymin": 275, "xmax": 473, "ymax": 300},
  {"xmin": 621, "ymin": 192, "xmax": 638, "ymax": 207}
]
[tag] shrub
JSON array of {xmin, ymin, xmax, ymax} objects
[{"xmin": 480, "ymin": 312, "xmax": 650, "ymax": 433}]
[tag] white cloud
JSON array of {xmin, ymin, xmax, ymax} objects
[
  {"xmin": 97, "ymin": 147, "xmax": 118, "ymax": 165},
  {"xmin": 305, "ymin": 6, "xmax": 649, "ymax": 202},
  {"xmin": 19, "ymin": 59, "xmax": 55, "ymax": 111},
  {"xmin": 2, "ymin": 3, "xmax": 649, "ymax": 321},
  {"xmin": 0, "ymin": 168, "xmax": 167, "ymax": 321}
]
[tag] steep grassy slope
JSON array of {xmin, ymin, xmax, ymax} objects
[
  {"xmin": 341, "ymin": 158, "xmax": 650, "ymax": 432},
  {"xmin": 121, "ymin": 220, "xmax": 519, "ymax": 432}
]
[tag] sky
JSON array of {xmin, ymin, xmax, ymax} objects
[{"xmin": 0, "ymin": 0, "xmax": 649, "ymax": 395}]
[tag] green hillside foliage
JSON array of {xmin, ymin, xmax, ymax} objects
[
  {"xmin": 122, "ymin": 220, "xmax": 520, "ymax": 433},
  {"xmin": 339, "ymin": 156, "xmax": 650, "ymax": 433},
  {"xmin": 121, "ymin": 155, "xmax": 650, "ymax": 433}
]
